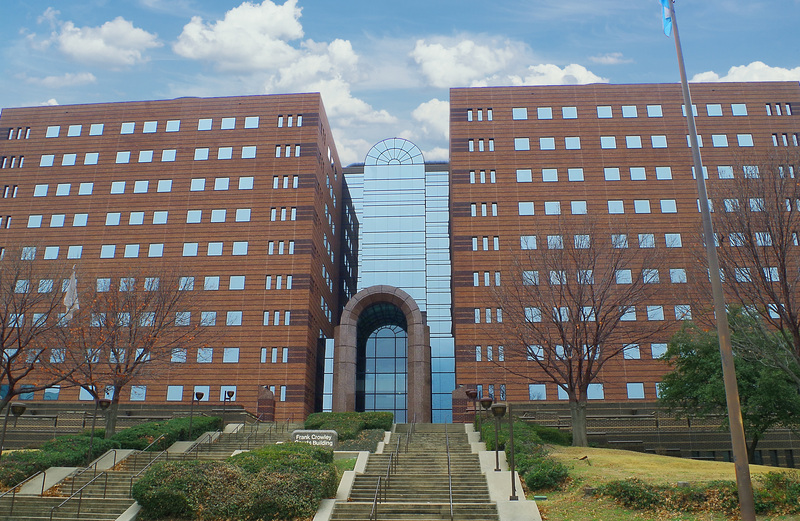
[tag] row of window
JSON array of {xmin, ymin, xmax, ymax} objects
[
  {"xmin": 517, "ymin": 267, "xmax": 687, "ymax": 285},
  {"xmin": 14, "ymin": 384, "xmax": 288, "ymax": 403},
  {"xmin": 27, "ymin": 208, "xmax": 253, "ymax": 229},
  {"xmin": 39, "ymin": 146, "xmax": 263, "ymax": 167},
  {"xmin": 771, "ymin": 133, "xmax": 800, "ymax": 147},
  {"xmin": 42, "ymin": 115, "xmax": 287, "ymax": 138},
  {"xmin": 516, "ymin": 233, "xmax": 684, "ymax": 250},
  {"xmin": 509, "ymin": 133, "xmax": 755, "ymax": 152},
  {"xmin": 6, "ymin": 127, "xmax": 31, "ymax": 140},
  {"xmin": 19, "ymin": 241, "xmax": 252, "ymax": 260},
  {"xmin": 526, "ymin": 382, "xmax": 656, "ymax": 401},
  {"xmin": 516, "ymin": 199, "xmax": 678, "ymax": 216},
  {"xmin": 0, "ymin": 155, "xmax": 23, "ymax": 168},
  {"xmin": 521, "ymin": 304, "xmax": 692, "ymax": 323},
  {"xmin": 32, "ymin": 177, "xmax": 255, "ymax": 198},
  {"xmin": 509, "ymin": 103, "xmax": 754, "ymax": 121}
]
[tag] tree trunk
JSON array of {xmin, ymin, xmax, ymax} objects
[
  {"xmin": 104, "ymin": 396, "xmax": 120, "ymax": 439},
  {"xmin": 570, "ymin": 399, "xmax": 589, "ymax": 447},
  {"xmin": 746, "ymin": 433, "xmax": 759, "ymax": 463}
]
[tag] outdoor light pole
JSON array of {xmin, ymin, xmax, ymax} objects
[
  {"xmin": 507, "ymin": 403, "xmax": 518, "ymax": 500},
  {"xmin": 491, "ymin": 402, "xmax": 507, "ymax": 472},
  {"xmin": 222, "ymin": 390, "xmax": 235, "ymax": 430},
  {"xmin": 87, "ymin": 398, "xmax": 111, "ymax": 466},
  {"xmin": 0, "ymin": 402, "xmax": 27, "ymax": 459},
  {"xmin": 478, "ymin": 396, "xmax": 493, "ymax": 441},
  {"xmin": 189, "ymin": 391, "xmax": 204, "ymax": 438},
  {"xmin": 465, "ymin": 388, "xmax": 478, "ymax": 426}
]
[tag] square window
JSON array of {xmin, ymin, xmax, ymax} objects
[
  {"xmin": 660, "ymin": 199, "xmax": 677, "ymax": 213},
  {"xmin": 544, "ymin": 201, "xmax": 561, "ymax": 215},
  {"xmin": 190, "ymin": 178, "xmax": 205, "ymax": 191},
  {"xmin": 226, "ymin": 311, "xmax": 243, "ymax": 326},
  {"xmin": 574, "ymin": 235, "xmax": 590, "ymax": 249},
  {"xmin": 634, "ymin": 200, "xmax": 651, "ymax": 213},
  {"xmin": 56, "ymin": 183, "xmax": 71, "ymax": 196},
  {"xmin": 50, "ymin": 214, "xmax": 65, "ymax": 227},
  {"xmin": 571, "ymin": 201, "xmax": 587, "ymax": 215},
  {"xmin": 608, "ymin": 200, "xmax": 624, "ymax": 214},
  {"xmin": 67, "ymin": 245, "xmax": 83, "ymax": 258},
  {"xmin": 682, "ymin": 104, "xmax": 698, "ymax": 117},
  {"xmin": 647, "ymin": 305, "xmax": 664, "ymax": 321},
  {"xmin": 130, "ymin": 386, "xmax": 146, "ymax": 401},
  {"xmin": 622, "ymin": 105, "xmax": 638, "ymax": 118},
  {"xmin": 604, "ymin": 167, "xmax": 620, "ymax": 180},
  {"xmin": 105, "ymin": 212, "xmax": 121, "ymax": 226},
  {"xmin": 171, "ymin": 348, "xmax": 186, "ymax": 363},
  {"xmin": 651, "ymin": 135, "xmax": 667, "ymax": 148},
  {"xmin": 96, "ymin": 278, "xmax": 111, "ymax": 292},
  {"xmin": 564, "ymin": 137, "xmax": 581, "ymax": 150},
  {"xmin": 670, "ymin": 269, "xmax": 687, "ymax": 283},
  {"xmin": 239, "ymin": 176, "xmax": 254, "ymax": 190},
  {"xmin": 148, "ymin": 244, "xmax": 163, "ymax": 257},
  {"xmin": 110, "ymin": 181, "xmax": 125, "ymax": 194},
  {"xmin": 638, "ymin": 234, "xmax": 655, "ymax": 248},
  {"xmin": 218, "ymin": 147, "xmax": 233, "ymax": 160},
  {"xmin": 120, "ymin": 122, "xmax": 135, "ymax": 134},
  {"xmin": 182, "ymin": 243, "xmax": 198, "ymax": 256},
  {"xmin": 207, "ymin": 242, "xmax": 223, "ymax": 256},
  {"xmin": 186, "ymin": 210, "xmax": 202, "ymax": 223},
  {"xmin": 675, "ymin": 305, "xmax": 692, "ymax": 320},
  {"xmin": 84, "ymin": 153, "xmax": 99, "ymax": 165},
  {"xmin": 520, "ymin": 236, "xmax": 537, "ymax": 250},
  {"xmin": 166, "ymin": 386, "xmax": 183, "ymax": 401},
  {"xmin": 45, "ymin": 126, "xmax": 60, "ymax": 138},
  {"xmin": 124, "ymin": 244, "xmax": 139, "ymax": 258},
  {"xmin": 235, "ymin": 208, "xmax": 251, "ymax": 222},
  {"xmin": 242, "ymin": 146, "xmax": 257, "ymax": 158},
  {"xmin": 116, "ymin": 151, "xmax": 131, "ymax": 164},
  {"xmin": 28, "ymin": 215, "xmax": 43, "ymax": 228},
  {"xmin": 539, "ymin": 137, "xmax": 555, "ymax": 150},
  {"xmin": 197, "ymin": 347, "xmax": 213, "ymax": 363},
  {"xmin": 129, "ymin": 212, "xmax": 144, "ymax": 225},
  {"xmin": 512, "ymin": 107, "xmax": 528, "ymax": 120},
  {"xmin": 712, "ymin": 134, "xmax": 728, "ymax": 147},
  {"xmin": 44, "ymin": 246, "xmax": 59, "ymax": 259},
  {"xmin": 197, "ymin": 118, "xmax": 212, "ymax": 130},
  {"xmin": 161, "ymin": 149, "xmax": 176, "ymax": 162},
  {"xmin": 229, "ymin": 275, "xmax": 245, "ymax": 290},
  {"xmin": 542, "ymin": 168, "xmax": 558, "ymax": 182},
  {"xmin": 537, "ymin": 107, "xmax": 552, "ymax": 119},
  {"xmin": 665, "ymin": 233, "xmax": 683, "ymax": 248},
  {"xmin": 153, "ymin": 211, "xmax": 168, "ymax": 224},
  {"xmin": 646, "ymin": 105, "xmax": 663, "ymax": 117},
  {"xmin": 132, "ymin": 180, "xmax": 148, "ymax": 194},
  {"xmin": 731, "ymin": 103, "xmax": 747, "ymax": 116},
  {"xmin": 100, "ymin": 245, "xmax": 116, "ymax": 258},
  {"xmin": 737, "ymin": 134, "xmax": 754, "ymax": 147},
  {"xmin": 89, "ymin": 123, "xmax": 104, "ymax": 135},
  {"xmin": 597, "ymin": 106, "xmax": 612, "ymax": 118},
  {"xmin": 718, "ymin": 166, "xmax": 734, "ymax": 179},
  {"xmin": 626, "ymin": 135, "xmax": 642, "ymax": 148},
  {"xmin": 528, "ymin": 384, "xmax": 547, "ymax": 400},
  {"xmin": 562, "ymin": 106, "xmax": 577, "ymax": 119},
  {"xmin": 194, "ymin": 148, "xmax": 209, "ymax": 160},
  {"xmin": 244, "ymin": 116, "xmax": 259, "ymax": 128},
  {"xmin": 78, "ymin": 182, "xmax": 93, "ymax": 195},
  {"xmin": 567, "ymin": 168, "xmax": 584, "ymax": 181},
  {"xmin": 630, "ymin": 167, "xmax": 646, "ymax": 180},
  {"xmin": 627, "ymin": 383, "xmax": 645, "ymax": 400},
  {"xmin": 223, "ymin": 347, "xmax": 239, "ymax": 363},
  {"xmin": 157, "ymin": 179, "xmax": 172, "ymax": 192},
  {"xmin": 612, "ymin": 234, "xmax": 628, "ymax": 248},
  {"xmin": 655, "ymin": 166, "xmax": 672, "ymax": 180},
  {"xmin": 516, "ymin": 169, "xmax": 532, "ymax": 182},
  {"xmin": 587, "ymin": 383, "xmax": 605, "ymax": 400},
  {"xmin": 514, "ymin": 138, "xmax": 530, "ymax": 151},
  {"xmin": 624, "ymin": 344, "xmax": 641, "ymax": 359},
  {"xmin": 220, "ymin": 117, "xmax": 235, "ymax": 129},
  {"xmin": 165, "ymin": 120, "xmax": 180, "ymax": 132},
  {"xmin": 518, "ymin": 202, "xmax": 534, "ymax": 216},
  {"xmin": 138, "ymin": 150, "xmax": 153, "ymax": 162},
  {"xmin": 547, "ymin": 235, "xmax": 564, "ymax": 249},
  {"xmin": 706, "ymin": 103, "xmax": 723, "ymax": 116},
  {"xmin": 600, "ymin": 136, "xmax": 616, "ymax": 149},
  {"xmin": 232, "ymin": 242, "xmax": 248, "ymax": 255},
  {"xmin": 210, "ymin": 209, "xmax": 226, "ymax": 223},
  {"xmin": 61, "ymin": 153, "xmax": 77, "ymax": 166}
]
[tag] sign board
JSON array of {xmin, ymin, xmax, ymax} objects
[{"xmin": 291, "ymin": 429, "xmax": 338, "ymax": 449}]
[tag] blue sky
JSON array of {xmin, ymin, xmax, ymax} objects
[{"xmin": 2, "ymin": 0, "xmax": 799, "ymax": 165}]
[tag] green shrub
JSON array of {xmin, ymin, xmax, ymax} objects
[
  {"xmin": 523, "ymin": 457, "xmax": 570, "ymax": 491},
  {"xmin": 227, "ymin": 442, "xmax": 333, "ymax": 473},
  {"xmin": 754, "ymin": 472, "xmax": 800, "ymax": 515},
  {"xmin": 304, "ymin": 412, "xmax": 392, "ymax": 441},
  {"xmin": 110, "ymin": 415, "xmax": 221, "ymax": 450},
  {"xmin": 600, "ymin": 478, "xmax": 665, "ymax": 510},
  {"xmin": 527, "ymin": 423, "xmax": 572, "ymax": 446},
  {"xmin": 337, "ymin": 428, "xmax": 385, "ymax": 452}
]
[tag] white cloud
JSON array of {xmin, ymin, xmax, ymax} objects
[
  {"xmin": 421, "ymin": 146, "xmax": 448, "ymax": 162},
  {"xmin": 411, "ymin": 37, "xmax": 524, "ymax": 88},
  {"xmin": 50, "ymin": 16, "xmax": 161, "ymax": 67},
  {"xmin": 412, "ymin": 99, "xmax": 450, "ymax": 140},
  {"xmin": 292, "ymin": 77, "xmax": 394, "ymax": 127},
  {"xmin": 691, "ymin": 61, "xmax": 800, "ymax": 82},
  {"xmin": 41, "ymin": 98, "xmax": 59, "ymax": 106},
  {"xmin": 508, "ymin": 64, "xmax": 607, "ymax": 86},
  {"xmin": 173, "ymin": 0, "xmax": 303, "ymax": 71},
  {"xmin": 24, "ymin": 72, "xmax": 97, "ymax": 88},
  {"xmin": 589, "ymin": 52, "xmax": 633, "ymax": 65}
]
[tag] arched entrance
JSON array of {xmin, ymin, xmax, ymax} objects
[{"xmin": 332, "ymin": 285, "xmax": 431, "ymax": 422}]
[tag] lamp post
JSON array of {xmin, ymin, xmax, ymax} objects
[
  {"xmin": 87, "ymin": 398, "xmax": 111, "ymax": 466},
  {"xmin": 465, "ymin": 388, "xmax": 478, "ymax": 426},
  {"xmin": 478, "ymin": 396, "xmax": 493, "ymax": 441},
  {"xmin": 0, "ymin": 402, "xmax": 27, "ymax": 459},
  {"xmin": 222, "ymin": 390, "xmax": 235, "ymax": 430},
  {"xmin": 507, "ymin": 403, "xmax": 518, "ymax": 500},
  {"xmin": 189, "ymin": 391, "xmax": 204, "ymax": 439},
  {"xmin": 491, "ymin": 402, "xmax": 507, "ymax": 472}
]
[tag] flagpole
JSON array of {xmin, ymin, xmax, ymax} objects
[{"xmin": 667, "ymin": 2, "xmax": 755, "ymax": 519}]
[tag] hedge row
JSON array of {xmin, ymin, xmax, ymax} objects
[
  {"xmin": 0, "ymin": 415, "xmax": 222, "ymax": 489},
  {"xmin": 598, "ymin": 472, "xmax": 800, "ymax": 516},
  {"xmin": 132, "ymin": 442, "xmax": 337, "ymax": 520},
  {"xmin": 304, "ymin": 411, "xmax": 393, "ymax": 440}
]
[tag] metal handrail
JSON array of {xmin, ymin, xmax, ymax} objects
[
  {"xmin": 128, "ymin": 449, "xmax": 168, "ymax": 495},
  {"xmin": 68, "ymin": 449, "xmax": 120, "ymax": 495},
  {"xmin": 141, "ymin": 433, "xmax": 168, "ymax": 452},
  {"xmin": 0, "ymin": 470, "xmax": 46, "ymax": 516},
  {"xmin": 445, "ymin": 423, "xmax": 454, "ymax": 521},
  {"xmin": 50, "ymin": 470, "xmax": 110, "ymax": 521},
  {"xmin": 185, "ymin": 431, "xmax": 218, "ymax": 459},
  {"xmin": 368, "ymin": 475, "xmax": 382, "ymax": 521}
]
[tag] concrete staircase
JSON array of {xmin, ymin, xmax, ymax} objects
[
  {"xmin": 329, "ymin": 424, "xmax": 500, "ymax": 521},
  {"xmin": 0, "ymin": 422, "xmax": 297, "ymax": 521}
]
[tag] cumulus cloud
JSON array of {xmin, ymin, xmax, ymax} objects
[
  {"xmin": 412, "ymin": 98, "xmax": 450, "ymax": 140},
  {"xmin": 41, "ymin": 15, "xmax": 161, "ymax": 67},
  {"xmin": 410, "ymin": 37, "xmax": 524, "ymax": 88},
  {"xmin": 41, "ymin": 98, "xmax": 59, "ymax": 106},
  {"xmin": 410, "ymin": 36, "xmax": 606, "ymax": 88},
  {"xmin": 292, "ymin": 77, "xmax": 395, "ymax": 127},
  {"xmin": 173, "ymin": 0, "xmax": 303, "ymax": 71},
  {"xmin": 691, "ymin": 61, "xmax": 800, "ymax": 82},
  {"xmin": 23, "ymin": 72, "xmax": 97, "ymax": 88},
  {"xmin": 589, "ymin": 52, "xmax": 633, "ymax": 65}
]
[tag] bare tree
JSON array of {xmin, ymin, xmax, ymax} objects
[
  {"xmin": 0, "ymin": 248, "xmax": 79, "ymax": 415},
  {"xmin": 706, "ymin": 150, "xmax": 800, "ymax": 386},
  {"xmin": 493, "ymin": 221, "xmax": 671, "ymax": 446},
  {"xmin": 54, "ymin": 270, "xmax": 214, "ymax": 437}
]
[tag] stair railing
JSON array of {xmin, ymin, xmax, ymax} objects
[
  {"xmin": 368, "ymin": 475, "xmax": 383, "ymax": 521},
  {"xmin": 128, "ymin": 449, "xmax": 168, "ymax": 495},
  {"xmin": 50, "ymin": 469, "xmax": 111, "ymax": 521},
  {"xmin": 445, "ymin": 423, "xmax": 454, "ymax": 521},
  {"xmin": 0, "ymin": 469, "xmax": 46, "ymax": 516},
  {"xmin": 68, "ymin": 448, "xmax": 121, "ymax": 495},
  {"xmin": 186, "ymin": 431, "xmax": 218, "ymax": 459}
]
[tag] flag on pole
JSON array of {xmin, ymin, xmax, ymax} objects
[
  {"xmin": 63, "ymin": 266, "xmax": 79, "ymax": 321},
  {"xmin": 660, "ymin": 0, "xmax": 673, "ymax": 36}
]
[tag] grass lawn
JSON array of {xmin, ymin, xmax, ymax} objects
[{"xmin": 535, "ymin": 446, "xmax": 800, "ymax": 521}]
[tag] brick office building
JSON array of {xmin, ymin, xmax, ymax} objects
[
  {"xmin": 449, "ymin": 82, "xmax": 800, "ymax": 406},
  {"xmin": 0, "ymin": 94, "xmax": 357, "ymax": 420}
]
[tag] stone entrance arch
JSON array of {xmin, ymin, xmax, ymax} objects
[{"xmin": 332, "ymin": 285, "xmax": 431, "ymax": 422}]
